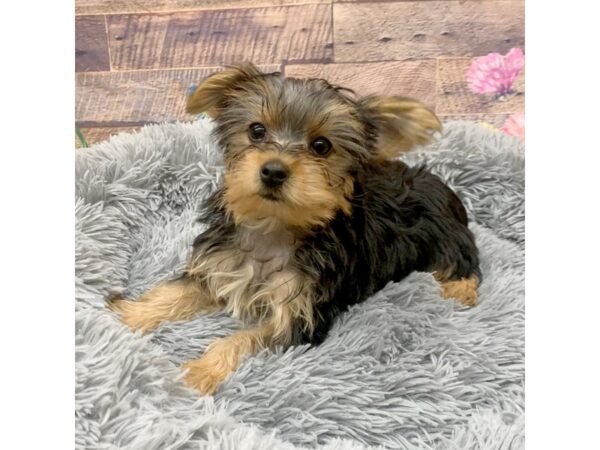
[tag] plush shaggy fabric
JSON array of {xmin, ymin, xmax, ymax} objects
[{"xmin": 75, "ymin": 120, "xmax": 524, "ymax": 450}]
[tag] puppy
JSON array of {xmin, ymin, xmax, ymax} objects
[{"xmin": 109, "ymin": 64, "xmax": 480, "ymax": 395}]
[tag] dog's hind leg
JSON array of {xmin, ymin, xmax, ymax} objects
[
  {"xmin": 108, "ymin": 275, "xmax": 220, "ymax": 333},
  {"xmin": 431, "ymin": 226, "xmax": 481, "ymax": 307},
  {"xmin": 434, "ymin": 272, "xmax": 479, "ymax": 307}
]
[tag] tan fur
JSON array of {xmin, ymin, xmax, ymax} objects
[
  {"xmin": 186, "ymin": 65, "xmax": 262, "ymax": 117},
  {"xmin": 186, "ymin": 224, "xmax": 316, "ymax": 334},
  {"xmin": 362, "ymin": 96, "xmax": 442, "ymax": 160},
  {"xmin": 108, "ymin": 278, "xmax": 221, "ymax": 333},
  {"xmin": 187, "ymin": 65, "xmax": 361, "ymax": 229},
  {"xmin": 182, "ymin": 320, "xmax": 289, "ymax": 395},
  {"xmin": 435, "ymin": 273, "xmax": 479, "ymax": 307},
  {"xmin": 181, "ymin": 268, "xmax": 314, "ymax": 394},
  {"xmin": 113, "ymin": 65, "xmax": 451, "ymax": 396},
  {"xmin": 182, "ymin": 330, "xmax": 261, "ymax": 395},
  {"xmin": 223, "ymin": 149, "xmax": 353, "ymax": 229},
  {"xmin": 112, "ymin": 217, "xmax": 317, "ymax": 396}
]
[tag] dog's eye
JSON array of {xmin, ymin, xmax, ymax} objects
[
  {"xmin": 310, "ymin": 137, "xmax": 332, "ymax": 156},
  {"xmin": 248, "ymin": 123, "xmax": 267, "ymax": 141}
]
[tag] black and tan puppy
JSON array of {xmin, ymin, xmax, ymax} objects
[{"xmin": 109, "ymin": 64, "xmax": 480, "ymax": 395}]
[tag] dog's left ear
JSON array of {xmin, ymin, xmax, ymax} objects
[
  {"xmin": 359, "ymin": 96, "xmax": 442, "ymax": 160},
  {"xmin": 186, "ymin": 64, "xmax": 262, "ymax": 117}
]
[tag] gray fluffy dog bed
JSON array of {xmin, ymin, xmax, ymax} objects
[{"xmin": 75, "ymin": 120, "xmax": 524, "ymax": 450}]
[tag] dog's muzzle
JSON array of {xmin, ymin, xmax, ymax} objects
[{"xmin": 260, "ymin": 159, "xmax": 289, "ymax": 189}]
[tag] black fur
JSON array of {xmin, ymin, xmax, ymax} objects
[{"xmin": 190, "ymin": 159, "xmax": 480, "ymax": 347}]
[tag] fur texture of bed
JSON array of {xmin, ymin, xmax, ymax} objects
[{"xmin": 75, "ymin": 120, "xmax": 524, "ymax": 449}]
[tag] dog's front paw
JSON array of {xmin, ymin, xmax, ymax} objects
[
  {"xmin": 107, "ymin": 295, "xmax": 160, "ymax": 333},
  {"xmin": 181, "ymin": 356, "xmax": 230, "ymax": 395}
]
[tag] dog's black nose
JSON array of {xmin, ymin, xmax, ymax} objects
[{"xmin": 260, "ymin": 160, "xmax": 289, "ymax": 188}]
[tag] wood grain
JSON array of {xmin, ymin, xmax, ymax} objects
[
  {"xmin": 284, "ymin": 60, "xmax": 437, "ymax": 108},
  {"xmin": 439, "ymin": 113, "xmax": 510, "ymax": 128},
  {"xmin": 76, "ymin": 0, "xmax": 330, "ymax": 15},
  {"xmin": 76, "ymin": 126, "xmax": 141, "ymax": 148},
  {"xmin": 333, "ymin": 1, "xmax": 524, "ymax": 62},
  {"xmin": 76, "ymin": 16, "xmax": 111, "ymax": 72},
  {"xmin": 333, "ymin": 0, "xmax": 494, "ymax": 2},
  {"xmin": 106, "ymin": 4, "xmax": 333, "ymax": 70},
  {"xmin": 76, "ymin": 65, "xmax": 280, "ymax": 124},
  {"xmin": 333, "ymin": 0, "xmax": 499, "ymax": 2},
  {"xmin": 436, "ymin": 58, "xmax": 524, "ymax": 114}
]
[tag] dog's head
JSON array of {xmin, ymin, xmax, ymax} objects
[{"xmin": 187, "ymin": 64, "xmax": 440, "ymax": 230}]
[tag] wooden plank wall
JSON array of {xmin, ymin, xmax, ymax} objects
[{"xmin": 75, "ymin": 0, "xmax": 524, "ymax": 147}]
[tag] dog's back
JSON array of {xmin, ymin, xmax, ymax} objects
[{"xmin": 359, "ymin": 159, "xmax": 479, "ymax": 282}]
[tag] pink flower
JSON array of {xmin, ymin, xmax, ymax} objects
[
  {"xmin": 467, "ymin": 48, "xmax": 525, "ymax": 95},
  {"xmin": 501, "ymin": 112, "xmax": 525, "ymax": 141}
]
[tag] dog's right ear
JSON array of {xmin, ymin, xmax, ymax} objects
[
  {"xmin": 186, "ymin": 64, "xmax": 262, "ymax": 117},
  {"xmin": 358, "ymin": 96, "xmax": 441, "ymax": 160}
]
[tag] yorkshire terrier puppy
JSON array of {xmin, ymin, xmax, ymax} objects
[{"xmin": 109, "ymin": 64, "xmax": 480, "ymax": 395}]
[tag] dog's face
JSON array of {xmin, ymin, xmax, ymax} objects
[{"xmin": 187, "ymin": 65, "xmax": 440, "ymax": 230}]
